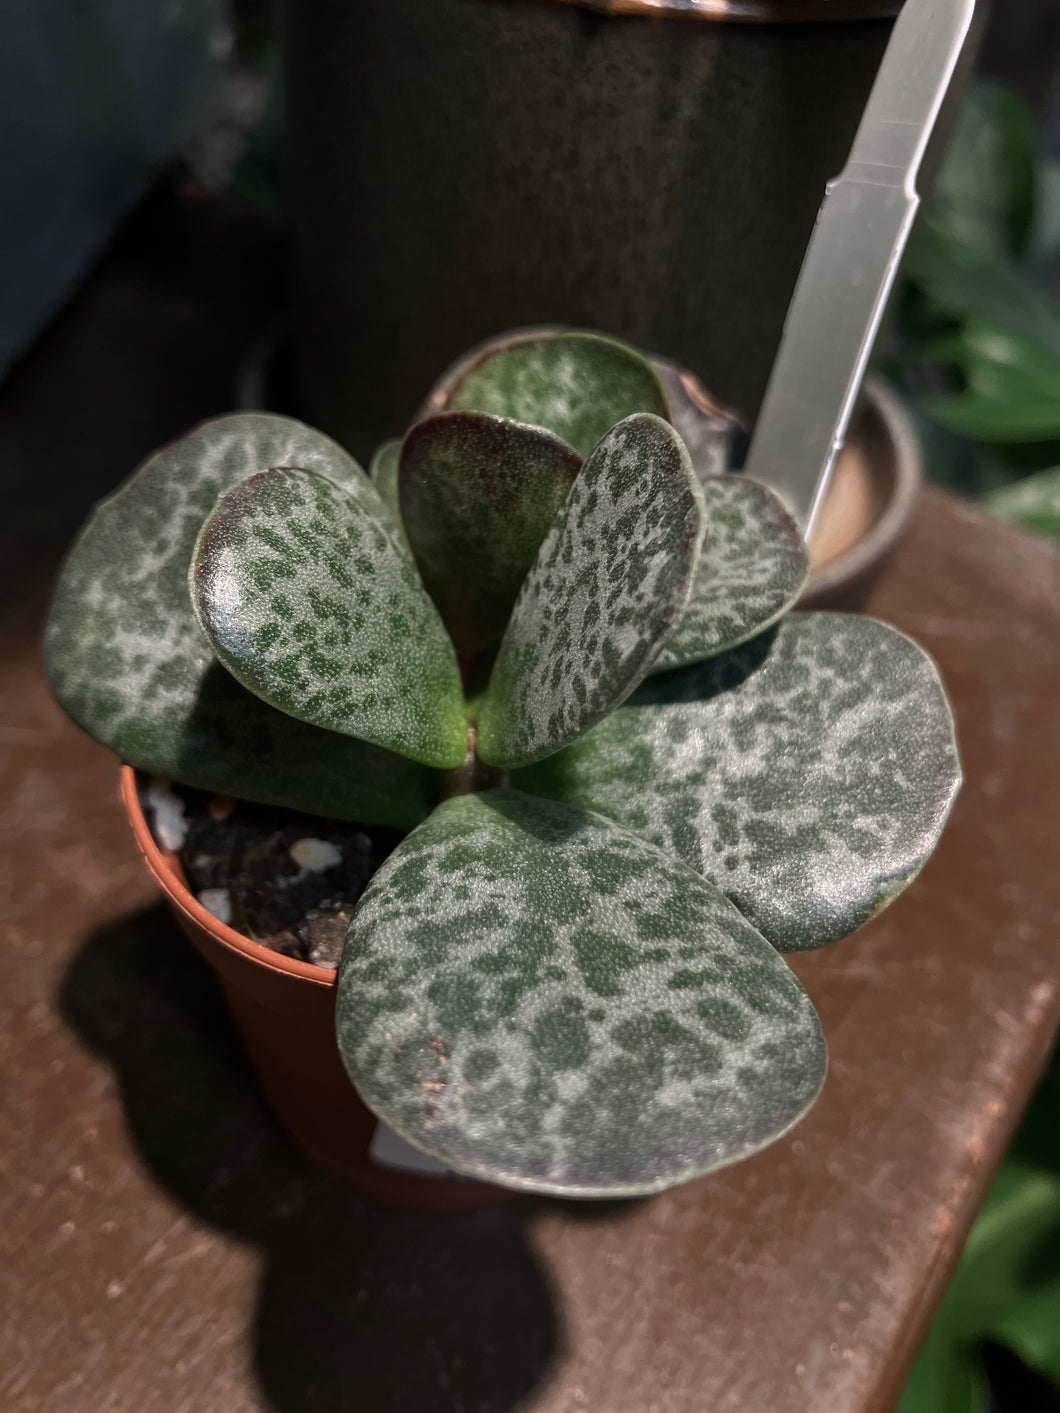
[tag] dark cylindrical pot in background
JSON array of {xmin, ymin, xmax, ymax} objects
[{"xmin": 281, "ymin": 0, "xmax": 900, "ymax": 462}]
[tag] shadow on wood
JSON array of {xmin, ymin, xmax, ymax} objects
[{"xmin": 59, "ymin": 905, "xmax": 561, "ymax": 1413}]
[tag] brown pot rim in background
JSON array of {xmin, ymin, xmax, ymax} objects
[
  {"xmin": 801, "ymin": 379, "xmax": 921, "ymax": 610},
  {"xmin": 540, "ymin": 0, "xmax": 902, "ymax": 23}
]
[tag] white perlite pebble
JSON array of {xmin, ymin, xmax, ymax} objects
[
  {"xmin": 198, "ymin": 888, "xmax": 233, "ymax": 926},
  {"xmin": 145, "ymin": 776, "xmax": 187, "ymax": 852},
  {"xmin": 288, "ymin": 837, "xmax": 343, "ymax": 872}
]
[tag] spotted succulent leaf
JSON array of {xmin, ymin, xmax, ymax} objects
[
  {"xmin": 515, "ymin": 613, "xmax": 962, "ymax": 951},
  {"xmin": 443, "ymin": 329, "xmax": 670, "ymax": 458},
  {"xmin": 652, "ymin": 476, "xmax": 810, "ymax": 672},
  {"xmin": 399, "ymin": 412, "xmax": 581, "ymax": 656},
  {"xmin": 44, "ymin": 413, "xmax": 435, "ymax": 825},
  {"xmin": 192, "ymin": 467, "xmax": 468, "ymax": 768},
  {"xmin": 337, "ymin": 790, "xmax": 827, "ymax": 1196},
  {"xmin": 476, "ymin": 414, "xmax": 705, "ymax": 768}
]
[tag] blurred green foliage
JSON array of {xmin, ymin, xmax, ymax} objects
[
  {"xmin": 896, "ymin": 1056, "xmax": 1060, "ymax": 1413},
  {"xmin": 986, "ymin": 466, "xmax": 1060, "ymax": 541},
  {"xmin": 882, "ymin": 82, "xmax": 1060, "ymax": 504},
  {"xmin": 228, "ymin": 2, "xmax": 285, "ymax": 219},
  {"xmin": 893, "ymin": 81, "xmax": 1060, "ymax": 1413}
]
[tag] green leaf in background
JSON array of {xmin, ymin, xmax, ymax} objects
[
  {"xmin": 476, "ymin": 414, "xmax": 705, "ymax": 768},
  {"xmin": 952, "ymin": 1166, "xmax": 1060, "ymax": 1352},
  {"xmin": 651, "ymin": 476, "xmax": 809, "ymax": 673},
  {"xmin": 337, "ymin": 790, "xmax": 826, "ymax": 1195},
  {"xmin": 368, "ymin": 438, "xmax": 405, "ymax": 536},
  {"xmin": 398, "ymin": 412, "xmax": 581, "ymax": 656},
  {"xmin": 928, "ymin": 82, "xmax": 1038, "ymax": 261},
  {"xmin": 897, "ymin": 1163, "xmax": 1060, "ymax": 1412},
  {"xmin": 995, "ymin": 1281, "xmax": 1060, "ymax": 1389},
  {"xmin": 1008, "ymin": 1037, "xmax": 1060, "ymax": 1177},
  {"xmin": 515, "ymin": 613, "xmax": 961, "ymax": 952},
  {"xmin": 443, "ymin": 329, "xmax": 671, "ymax": 458},
  {"xmin": 890, "ymin": 83, "xmax": 1060, "ymax": 1413},
  {"xmin": 1029, "ymin": 159, "xmax": 1060, "ymax": 274},
  {"xmin": 895, "ymin": 1320, "xmax": 990, "ymax": 1413},
  {"xmin": 904, "ymin": 221, "xmax": 1060, "ymax": 358},
  {"xmin": 192, "ymin": 467, "xmax": 468, "ymax": 768},
  {"xmin": 44, "ymin": 414, "xmax": 437, "ymax": 826},
  {"xmin": 925, "ymin": 325, "xmax": 1060, "ymax": 443},
  {"xmin": 887, "ymin": 79, "xmax": 1060, "ymax": 524}
]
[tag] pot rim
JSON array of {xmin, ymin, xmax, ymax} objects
[
  {"xmin": 808, "ymin": 377, "xmax": 920, "ymax": 595},
  {"xmin": 120, "ymin": 766, "xmax": 338, "ymax": 991},
  {"xmin": 541, "ymin": 0, "xmax": 901, "ymax": 22}
]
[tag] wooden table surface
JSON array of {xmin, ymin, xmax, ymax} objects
[{"xmin": 2, "ymin": 191, "xmax": 1059, "ymax": 1413}]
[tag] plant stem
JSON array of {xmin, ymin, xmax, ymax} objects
[{"xmin": 441, "ymin": 739, "xmax": 509, "ymax": 798}]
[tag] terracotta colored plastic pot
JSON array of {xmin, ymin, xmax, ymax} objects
[{"xmin": 120, "ymin": 767, "xmax": 514, "ymax": 1211}]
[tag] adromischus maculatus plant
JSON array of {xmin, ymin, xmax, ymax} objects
[{"xmin": 44, "ymin": 329, "xmax": 961, "ymax": 1197}]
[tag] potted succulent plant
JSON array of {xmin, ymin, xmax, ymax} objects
[{"xmin": 44, "ymin": 328, "xmax": 961, "ymax": 1204}]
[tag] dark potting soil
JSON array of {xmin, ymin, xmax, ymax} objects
[{"xmin": 145, "ymin": 781, "xmax": 403, "ymax": 969}]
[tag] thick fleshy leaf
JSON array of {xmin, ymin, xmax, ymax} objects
[
  {"xmin": 515, "ymin": 613, "xmax": 962, "ymax": 951},
  {"xmin": 369, "ymin": 439, "xmax": 404, "ymax": 528},
  {"xmin": 652, "ymin": 475, "xmax": 810, "ymax": 673},
  {"xmin": 44, "ymin": 413, "xmax": 436, "ymax": 826},
  {"xmin": 443, "ymin": 329, "xmax": 670, "ymax": 458},
  {"xmin": 476, "ymin": 414, "xmax": 705, "ymax": 768},
  {"xmin": 192, "ymin": 467, "xmax": 468, "ymax": 768},
  {"xmin": 398, "ymin": 412, "xmax": 581, "ymax": 656},
  {"xmin": 337, "ymin": 790, "xmax": 826, "ymax": 1197}
]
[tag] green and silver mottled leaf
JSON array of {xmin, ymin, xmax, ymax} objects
[
  {"xmin": 476, "ymin": 415, "xmax": 705, "ymax": 768},
  {"xmin": 652, "ymin": 475, "xmax": 810, "ymax": 672},
  {"xmin": 44, "ymin": 413, "xmax": 436, "ymax": 826},
  {"xmin": 192, "ymin": 467, "xmax": 469, "ymax": 769},
  {"xmin": 515, "ymin": 613, "xmax": 962, "ymax": 951},
  {"xmin": 444, "ymin": 330, "xmax": 670, "ymax": 459},
  {"xmin": 399, "ymin": 412, "xmax": 581, "ymax": 656},
  {"xmin": 369, "ymin": 439, "xmax": 404, "ymax": 531},
  {"xmin": 337, "ymin": 790, "xmax": 826, "ymax": 1196}
]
